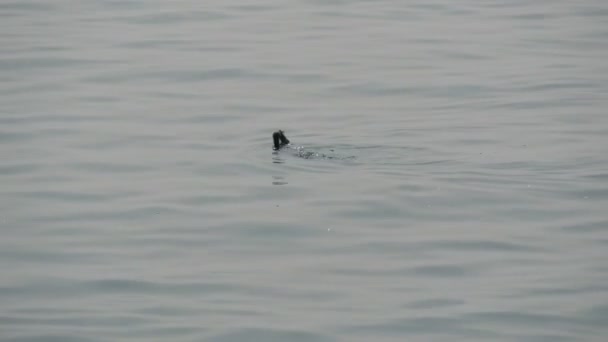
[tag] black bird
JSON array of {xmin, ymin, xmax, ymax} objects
[{"xmin": 273, "ymin": 130, "xmax": 290, "ymax": 150}]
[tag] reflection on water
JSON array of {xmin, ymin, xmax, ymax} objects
[{"xmin": 272, "ymin": 175, "xmax": 288, "ymax": 186}]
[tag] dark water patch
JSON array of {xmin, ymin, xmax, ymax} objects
[
  {"xmin": 328, "ymin": 267, "xmax": 408, "ymax": 277},
  {"xmin": 585, "ymin": 29, "xmax": 608, "ymax": 39},
  {"xmin": 177, "ymin": 185, "xmax": 308, "ymax": 206},
  {"xmin": 406, "ymin": 298, "xmax": 465, "ymax": 309},
  {"xmin": 0, "ymin": 114, "xmax": 114, "ymax": 125},
  {"xmin": 145, "ymin": 91, "xmax": 199, "ymax": 100},
  {"xmin": 85, "ymin": 68, "xmax": 271, "ymax": 84},
  {"xmin": 518, "ymin": 285, "xmax": 608, "ymax": 297},
  {"xmin": 322, "ymin": 240, "xmax": 434, "ymax": 257},
  {"xmin": 328, "ymin": 82, "xmax": 495, "ymax": 99},
  {"xmin": 33, "ymin": 206, "xmax": 187, "ymax": 223},
  {"xmin": 505, "ymin": 334, "xmax": 575, "ymax": 342},
  {"xmin": 334, "ymin": 198, "xmax": 474, "ymax": 223},
  {"xmin": 72, "ymin": 134, "xmax": 180, "ymax": 150},
  {"xmin": 425, "ymin": 240, "xmax": 540, "ymax": 252},
  {"xmin": 0, "ymin": 57, "xmax": 110, "ymax": 71},
  {"xmin": 67, "ymin": 162, "xmax": 150, "ymax": 173},
  {"xmin": 188, "ymin": 46, "xmax": 241, "ymax": 52},
  {"xmin": 112, "ymin": 235, "xmax": 224, "ymax": 249},
  {"xmin": 4, "ymin": 45, "xmax": 71, "ymax": 55},
  {"xmin": 77, "ymin": 279, "xmax": 338, "ymax": 301},
  {"xmin": 414, "ymin": 38, "xmax": 451, "ymax": 45},
  {"xmin": 0, "ymin": 164, "xmax": 39, "ymax": 175},
  {"xmin": 412, "ymin": 3, "xmax": 448, "ymax": 11},
  {"xmin": 126, "ymin": 10, "xmax": 230, "ymax": 24},
  {"xmin": 560, "ymin": 220, "xmax": 608, "ymax": 233},
  {"xmin": 11, "ymin": 190, "xmax": 125, "ymax": 203},
  {"xmin": 524, "ymin": 37, "xmax": 604, "ymax": 50},
  {"xmin": 426, "ymin": 84, "xmax": 496, "ymax": 98},
  {"xmin": 3, "ymin": 336, "xmax": 101, "ymax": 342},
  {"xmin": 305, "ymin": 0, "xmax": 361, "ymax": 6},
  {"xmin": 407, "ymin": 158, "xmax": 454, "ymax": 166},
  {"xmin": 217, "ymin": 222, "xmax": 323, "ymax": 240},
  {"xmin": 577, "ymin": 6, "xmax": 608, "ymax": 18},
  {"xmin": 411, "ymin": 264, "xmax": 475, "ymax": 277},
  {"xmin": 164, "ymin": 114, "xmax": 242, "ymax": 124},
  {"xmin": 334, "ymin": 200, "xmax": 405, "ymax": 220},
  {"xmin": 10, "ymin": 308, "xmax": 96, "ymax": 315},
  {"xmin": 123, "ymin": 326, "xmax": 202, "ymax": 338},
  {"xmin": 134, "ymin": 306, "xmax": 201, "ymax": 317},
  {"xmin": 79, "ymin": 95, "xmax": 121, "ymax": 103},
  {"xmin": 465, "ymin": 310, "xmax": 598, "ymax": 328},
  {"xmin": 0, "ymin": 279, "xmax": 270, "ymax": 297},
  {"xmin": 0, "ymin": 132, "xmax": 34, "ymax": 143},
  {"xmin": 578, "ymin": 305, "xmax": 608, "ymax": 326},
  {"xmin": 230, "ymin": 5, "xmax": 276, "ymax": 12},
  {"xmin": 480, "ymin": 161, "xmax": 581, "ymax": 175},
  {"xmin": 101, "ymin": 0, "xmax": 147, "ymax": 10},
  {"xmin": 517, "ymin": 81, "xmax": 599, "ymax": 92},
  {"xmin": 178, "ymin": 194, "xmax": 246, "ymax": 206},
  {"xmin": 117, "ymin": 39, "xmax": 193, "ymax": 49},
  {"xmin": 490, "ymin": 98, "xmax": 579, "ymax": 110},
  {"xmin": 435, "ymin": 50, "xmax": 490, "ymax": 60},
  {"xmin": 0, "ymin": 2, "xmax": 56, "ymax": 11},
  {"xmin": 497, "ymin": 206, "xmax": 578, "ymax": 222},
  {"xmin": 329, "ymin": 264, "xmax": 477, "ymax": 278},
  {"xmin": 88, "ymin": 279, "xmax": 224, "ymax": 294},
  {"xmin": 565, "ymin": 188, "xmax": 608, "ymax": 200},
  {"xmin": 271, "ymin": 175, "xmax": 288, "ymax": 185},
  {"xmin": 510, "ymin": 13, "xmax": 550, "ymax": 21},
  {"xmin": 283, "ymin": 73, "xmax": 327, "ymax": 83},
  {"xmin": 343, "ymin": 316, "xmax": 498, "ymax": 338},
  {"xmin": 117, "ymin": 39, "xmax": 237, "ymax": 52},
  {"xmin": 395, "ymin": 182, "xmax": 428, "ymax": 192},
  {"xmin": 0, "ymin": 248, "xmax": 105, "ymax": 264},
  {"xmin": 1, "ymin": 83, "xmax": 70, "ymax": 96},
  {"xmin": 207, "ymin": 328, "xmax": 335, "ymax": 342},
  {"xmin": 0, "ymin": 315, "xmax": 147, "ymax": 327},
  {"xmin": 224, "ymin": 104, "xmax": 295, "ymax": 114},
  {"xmin": 329, "ymin": 82, "xmax": 415, "ymax": 97}
]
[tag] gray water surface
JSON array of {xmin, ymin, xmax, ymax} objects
[{"xmin": 1, "ymin": 1, "xmax": 608, "ymax": 341}]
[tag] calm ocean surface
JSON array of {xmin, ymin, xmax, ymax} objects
[{"xmin": 1, "ymin": 0, "xmax": 607, "ymax": 341}]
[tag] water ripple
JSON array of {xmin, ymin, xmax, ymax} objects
[{"xmin": 2, "ymin": 0, "xmax": 607, "ymax": 341}]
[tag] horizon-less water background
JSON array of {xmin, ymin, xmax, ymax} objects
[{"xmin": 2, "ymin": 0, "xmax": 608, "ymax": 341}]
